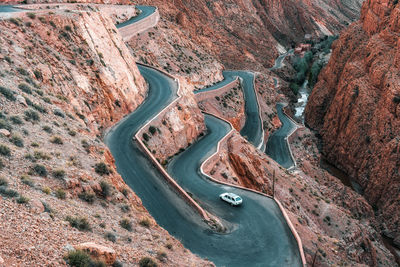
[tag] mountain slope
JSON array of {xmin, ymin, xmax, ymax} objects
[{"xmin": 305, "ymin": 0, "xmax": 400, "ymax": 246}]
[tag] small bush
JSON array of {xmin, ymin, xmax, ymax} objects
[
  {"xmin": 31, "ymin": 142, "xmax": 39, "ymax": 147},
  {"xmin": 50, "ymin": 136, "xmax": 63, "ymax": 145},
  {"xmin": 21, "ymin": 175, "xmax": 34, "ymax": 187},
  {"xmin": 165, "ymin": 243, "xmax": 173, "ymax": 250},
  {"xmin": 65, "ymin": 249, "xmax": 105, "ymax": 267},
  {"xmin": 10, "ymin": 134, "xmax": 24, "ymax": 147},
  {"xmin": 9, "ymin": 18, "xmax": 20, "ymax": 26},
  {"xmin": 34, "ymin": 90, "xmax": 44, "ymax": 96},
  {"xmin": 0, "ymin": 119, "xmax": 12, "ymax": 131},
  {"xmin": 24, "ymin": 109, "xmax": 40, "ymax": 122},
  {"xmin": 142, "ymin": 133, "xmax": 150, "ymax": 142},
  {"xmin": 0, "ymin": 86, "xmax": 16, "ymax": 101},
  {"xmin": 33, "ymin": 164, "xmax": 47, "ymax": 177},
  {"xmin": 156, "ymin": 251, "xmax": 167, "ymax": 263},
  {"xmin": 42, "ymin": 186, "xmax": 51, "ymax": 194},
  {"xmin": 120, "ymin": 204, "xmax": 130, "ymax": 213},
  {"xmin": 17, "ymin": 68, "xmax": 29, "ymax": 76},
  {"xmin": 34, "ymin": 150, "xmax": 51, "ymax": 160},
  {"xmin": 78, "ymin": 192, "xmax": 95, "ymax": 204},
  {"xmin": 42, "ymin": 125, "xmax": 53, "ymax": 133},
  {"xmin": 139, "ymin": 217, "xmax": 151, "ymax": 228},
  {"xmin": 18, "ymin": 83, "xmax": 32, "ymax": 94},
  {"xmin": 52, "ymin": 169, "xmax": 66, "ymax": 179},
  {"xmin": 81, "ymin": 140, "xmax": 90, "ymax": 153},
  {"xmin": 34, "ymin": 69, "xmax": 42, "ymax": 80},
  {"xmin": 104, "ymin": 232, "xmax": 117, "ymax": 243},
  {"xmin": 0, "ymin": 144, "xmax": 11, "ymax": 157},
  {"xmin": 100, "ymin": 180, "xmax": 111, "ymax": 198},
  {"xmin": 119, "ymin": 218, "xmax": 132, "ymax": 231},
  {"xmin": 394, "ymin": 95, "xmax": 400, "ymax": 104},
  {"xmin": 94, "ymin": 162, "xmax": 110, "ymax": 176},
  {"xmin": 32, "ymin": 103, "xmax": 47, "ymax": 114},
  {"xmin": 149, "ymin": 126, "xmax": 157, "ymax": 135},
  {"xmin": 0, "ymin": 186, "xmax": 19, "ymax": 198},
  {"xmin": 0, "ymin": 159, "xmax": 3, "ymax": 170},
  {"xmin": 27, "ymin": 12, "xmax": 36, "ymax": 19},
  {"xmin": 55, "ymin": 188, "xmax": 66, "ymax": 199},
  {"xmin": 139, "ymin": 257, "xmax": 157, "ymax": 267},
  {"xmin": 0, "ymin": 177, "xmax": 8, "ymax": 187},
  {"xmin": 17, "ymin": 195, "xmax": 29, "ymax": 204},
  {"xmin": 66, "ymin": 216, "xmax": 91, "ymax": 231},
  {"xmin": 53, "ymin": 109, "xmax": 65, "ymax": 118},
  {"xmin": 9, "ymin": 116, "xmax": 23, "ymax": 125},
  {"xmin": 68, "ymin": 130, "xmax": 76, "ymax": 136}
]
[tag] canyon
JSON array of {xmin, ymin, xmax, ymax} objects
[
  {"xmin": 306, "ymin": 0, "xmax": 400, "ymax": 254},
  {"xmin": 0, "ymin": 0, "xmax": 398, "ymax": 266}
]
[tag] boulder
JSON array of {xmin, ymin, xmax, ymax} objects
[
  {"xmin": 0, "ymin": 129, "xmax": 10, "ymax": 137},
  {"xmin": 16, "ymin": 95, "xmax": 27, "ymax": 106},
  {"xmin": 30, "ymin": 199, "xmax": 44, "ymax": 214},
  {"xmin": 74, "ymin": 242, "xmax": 116, "ymax": 264}
]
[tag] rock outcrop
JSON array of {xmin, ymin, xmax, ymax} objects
[
  {"xmin": 1, "ymin": 7, "xmax": 146, "ymax": 134},
  {"xmin": 141, "ymin": 79, "xmax": 206, "ymax": 163},
  {"xmin": 305, "ymin": 0, "xmax": 400, "ymax": 242}
]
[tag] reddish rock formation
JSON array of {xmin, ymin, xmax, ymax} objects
[
  {"xmin": 305, "ymin": 0, "xmax": 400, "ymax": 246},
  {"xmin": 140, "ymin": 79, "xmax": 206, "ymax": 163}
]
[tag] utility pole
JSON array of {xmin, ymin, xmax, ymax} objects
[
  {"xmin": 272, "ymin": 170, "xmax": 276, "ymax": 198},
  {"xmin": 311, "ymin": 249, "xmax": 319, "ymax": 267}
]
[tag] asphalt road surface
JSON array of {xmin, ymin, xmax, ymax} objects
[
  {"xmin": 265, "ymin": 103, "xmax": 297, "ymax": 169},
  {"xmin": 115, "ymin": 5, "xmax": 156, "ymax": 29}
]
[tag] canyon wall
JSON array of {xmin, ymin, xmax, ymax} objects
[{"xmin": 305, "ymin": 0, "xmax": 400, "ymax": 243}]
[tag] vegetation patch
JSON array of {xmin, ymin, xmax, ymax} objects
[
  {"xmin": 66, "ymin": 216, "xmax": 91, "ymax": 231},
  {"xmin": 65, "ymin": 249, "xmax": 105, "ymax": 267}
]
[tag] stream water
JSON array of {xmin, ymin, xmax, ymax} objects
[{"xmin": 294, "ymin": 80, "xmax": 309, "ymax": 121}]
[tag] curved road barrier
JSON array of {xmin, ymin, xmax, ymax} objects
[{"xmin": 116, "ymin": 6, "xmax": 159, "ymax": 41}]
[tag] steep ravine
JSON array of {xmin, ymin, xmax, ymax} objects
[{"xmin": 305, "ymin": 0, "xmax": 400, "ymax": 249}]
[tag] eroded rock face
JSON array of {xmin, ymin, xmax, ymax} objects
[
  {"xmin": 141, "ymin": 79, "xmax": 206, "ymax": 163},
  {"xmin": 2, "ymin": 8, "xmax": 146, "ymax": 134},
  {"xmin": 305, "ymin": 0, "xmax": 400, "ymax": 240}
]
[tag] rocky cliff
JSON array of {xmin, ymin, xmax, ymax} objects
[{"xmin": 305, "ymin": 0, "xmax": 400, "ymax": 247}]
